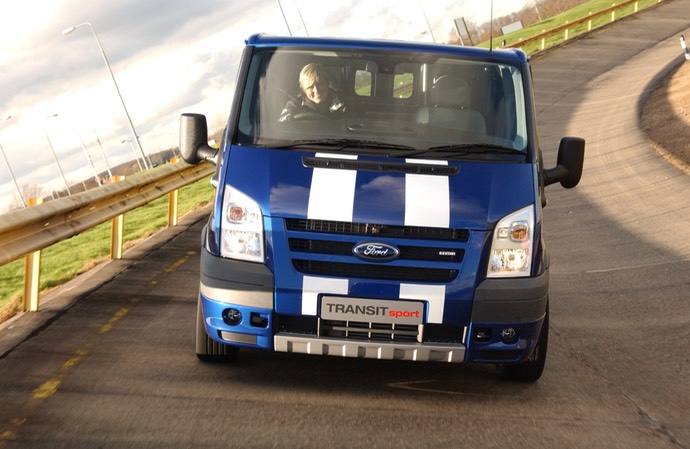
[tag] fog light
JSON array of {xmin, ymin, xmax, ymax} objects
[
  {"xmin": 500, "ymin": 327, "xmax": 517, "ymax": 344},
  {"xmin": 473, "ymin": 328, "xmax": 492, "ymax": 342},
  {"xmin": 222, "ymin": 308, "xmax": 242, "ymax": 326}
]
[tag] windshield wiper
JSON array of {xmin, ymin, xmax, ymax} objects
[
  {"xmin": 269, "ymin": 138, "xmax": 416, "ymax": 151},
  {"xmin": 405, "ymin": 143, "xmax": 526, "ymax": 159}
]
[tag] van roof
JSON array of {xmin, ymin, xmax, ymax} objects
[{"xmin": 245, "ymin": 33, "xmax": 528, "ymax": 64}]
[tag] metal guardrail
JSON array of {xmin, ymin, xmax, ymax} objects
[
  {"xmin": 0, "ymin": 160, "xmax": 214, "ymax": 312},
  {"xmin": 506, "ymin": 0, "xmax": 664, "ymax": 52}
]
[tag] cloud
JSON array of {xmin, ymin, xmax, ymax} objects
[{"xmin": 0, "ymin": 0, "xmax": 526, "ymax": 213}]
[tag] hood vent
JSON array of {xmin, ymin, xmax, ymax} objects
[{"xmin": 302, "ymin": 156, "xmax": 459, "ymax": 176}]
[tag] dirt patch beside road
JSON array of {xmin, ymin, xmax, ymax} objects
[{"xmin": 641, "ymin": 60, "xmax": 690, "ymax": 172}]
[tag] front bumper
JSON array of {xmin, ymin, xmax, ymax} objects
[
  {"xmin": 465, "ymin": 270, "xmax": 549, "ymax": 363},
  {"xmin": 199, "ymin": 242, "xmax": 275, "ymax": 349},
  {"xmin": 199, "ymin": 239, "xmax": 549, "ymax": 364},
  {"xmin": 274, "ymin": 333, "xmax": 465, "ymax": 362}
]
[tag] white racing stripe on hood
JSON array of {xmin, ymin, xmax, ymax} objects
[
  {"xmin": 404, "ymin": 159, "xmax": 450, "ymax": 228},
  {"xmin": 401, "ymin": 160, "xmax": 449, "ymax": 323},
  {"xmin": 400, "ymin": 283, "xmax": 446, "ymax": 324},
  {"xmin": 302, "ymin": 156, "xmax": 449, "ymax": 322},
  {"xmin": 302, "ymin": 276, "xmax": 349, "ymax": 316},
  {"xmin": 307, "ymin": 153, "xmax": 358, "ymax": 221}
]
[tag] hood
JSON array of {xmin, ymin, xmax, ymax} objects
[{"xmin": 224, "ymin": 145, "xmax": 535, "ymax": 230}]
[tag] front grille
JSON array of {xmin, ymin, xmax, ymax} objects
[
  {"xmin": 275, "ymin": 316, "xmax": 465, "ymax": 345},
  {"xmin": 289, "ymin": 238, "xmax": 463, "ymax": 262},
  {"xmin": 289, "ymin": 239, "xmax": 352, "ymax": 255},
  {"xmin": 292, "ymin": 260, "xmax": 458, "ymax": 282},
  {"xmin": 322, "ymin": 320, "xmax": 420, "ymax": 343},
  {"xmin": 285, "ymin": 219, "xmax": 469, "ymax": 242},
  {"xmin": 286, "ymin": 219, "xmax": 466, "ymax": 283}
]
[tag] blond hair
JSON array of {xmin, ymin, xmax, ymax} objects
[{"xmin": 299, "ymin": 63, "xmax": 329, "ymax": 91}]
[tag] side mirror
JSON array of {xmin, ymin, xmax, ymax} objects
[
  {"xmin": 179, "ymin": 113, "xmax": 218, "ymax": 165},
  {"xmin": 544, "ymin": 137, "xmax": 585, "ymax": 188}
]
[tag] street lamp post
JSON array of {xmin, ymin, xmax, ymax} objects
[
  {"xmin": 0, "ymin": 115, "xmax": 27, "ymax": 208},
  {"xmin": 62, "ymin": 22, "xmax": 150, "ymax": 170},
  {"xmin": 122, "ymin": 139, "xmax": 143, "ymax": 171},
  {"xmin": 418, "ymin": 1, "xmax": 436, "ymax": 43},
  {"xmin": 77, "ymin": 133, "xmax": 101, "ymax": 185},
  {"xmin": 92, "ymin": 129, "xmax": 113, "ymax": 180},
  {"xmin": 44, "ymin": 114, "xmax": 72, "ymax": 196}
]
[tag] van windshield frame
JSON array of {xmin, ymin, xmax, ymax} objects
[{"xmin": 236, "ymin": 46, "xmax": 528, "ymax": 155}]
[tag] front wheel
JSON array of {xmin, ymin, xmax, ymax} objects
[
  {"xmin": 496, "ymin": 306, "xmax": 549, "ymax": 382},
  {"xmin": 196, "ymin": 297, "xmax": 239, "ymax": 362}
]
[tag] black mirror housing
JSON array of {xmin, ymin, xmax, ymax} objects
[
  {"xmin": 544, "ymin": 137, "xmax": 585, "ymax": 188},
  {"xmin": 179, "ymin": 113, "xmax": 218, "ymax": 165}
]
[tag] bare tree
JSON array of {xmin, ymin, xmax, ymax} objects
[{"xmin": 6, "ymin": 183, "xmax": 52, "ymax": 211}]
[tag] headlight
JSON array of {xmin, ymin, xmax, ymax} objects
[
  {"xmin": 220, "ymin": 185, "xmax": 264, "ymax": 262},
  {"xmin": 487, "ymin": 205, "xmax": 534, "ymax": 278}
]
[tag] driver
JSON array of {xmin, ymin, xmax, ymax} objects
[{"xmin": 278, "ymin": 63, "xmax": 346, "ymax": 122}]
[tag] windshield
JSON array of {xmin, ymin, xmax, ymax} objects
[{"xmin": 236, "ymin": 46, "xmax": 528, "ymax": 155}]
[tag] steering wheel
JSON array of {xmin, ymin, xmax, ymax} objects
[{"xmin": 292, "ymin": 111, "xmax": 326, "ymax": 121}]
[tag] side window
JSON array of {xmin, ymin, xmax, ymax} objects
[
  {"xmin": 393, "ymin": 72, "xmax": 413, "ymax": 99},
  {"xmin": 355, "ymin": 70, "xmax": 372, "ymax": 96},
  {"xmin": 354, "ymin": 63, "xmax": 415, "ymax": 99}
]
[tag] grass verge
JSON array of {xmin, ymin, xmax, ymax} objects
[
  {"xmin": 0, "ymin": 175, "xmax": 214, "ymax": 322},
  {"xmin": 488, "ymin": 0, "xmax": 663, "ymax": 54}
]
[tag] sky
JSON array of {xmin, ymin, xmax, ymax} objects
[{"xmin": 0, "ymin": 0, "xmax": 526, "ymax": 212}]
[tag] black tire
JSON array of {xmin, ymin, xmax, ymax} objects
[
  {"xmin": 195, "ymin": 297, "xmax": 239, "ymax": 362},
  {"xmin": 496, "ymin": 306, "xmax": 548, "ymax": 382}
]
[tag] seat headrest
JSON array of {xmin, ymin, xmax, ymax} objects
[{"xmin": 430, "ymin": 75, "xmax": 470, "ymax": 109}]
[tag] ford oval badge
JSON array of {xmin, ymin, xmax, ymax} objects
[{"xmin": 353, "ymin": 242, "xmax": 400, "ymax": 262}]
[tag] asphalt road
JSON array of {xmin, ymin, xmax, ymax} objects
[{"xmin": 2, "ymin": 1, "xmax": 690, "ymax": 448}]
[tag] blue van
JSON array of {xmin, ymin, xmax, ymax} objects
[{"xmin": 180, "ymin": 34, "xmax": 584, "ymax": 381}]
